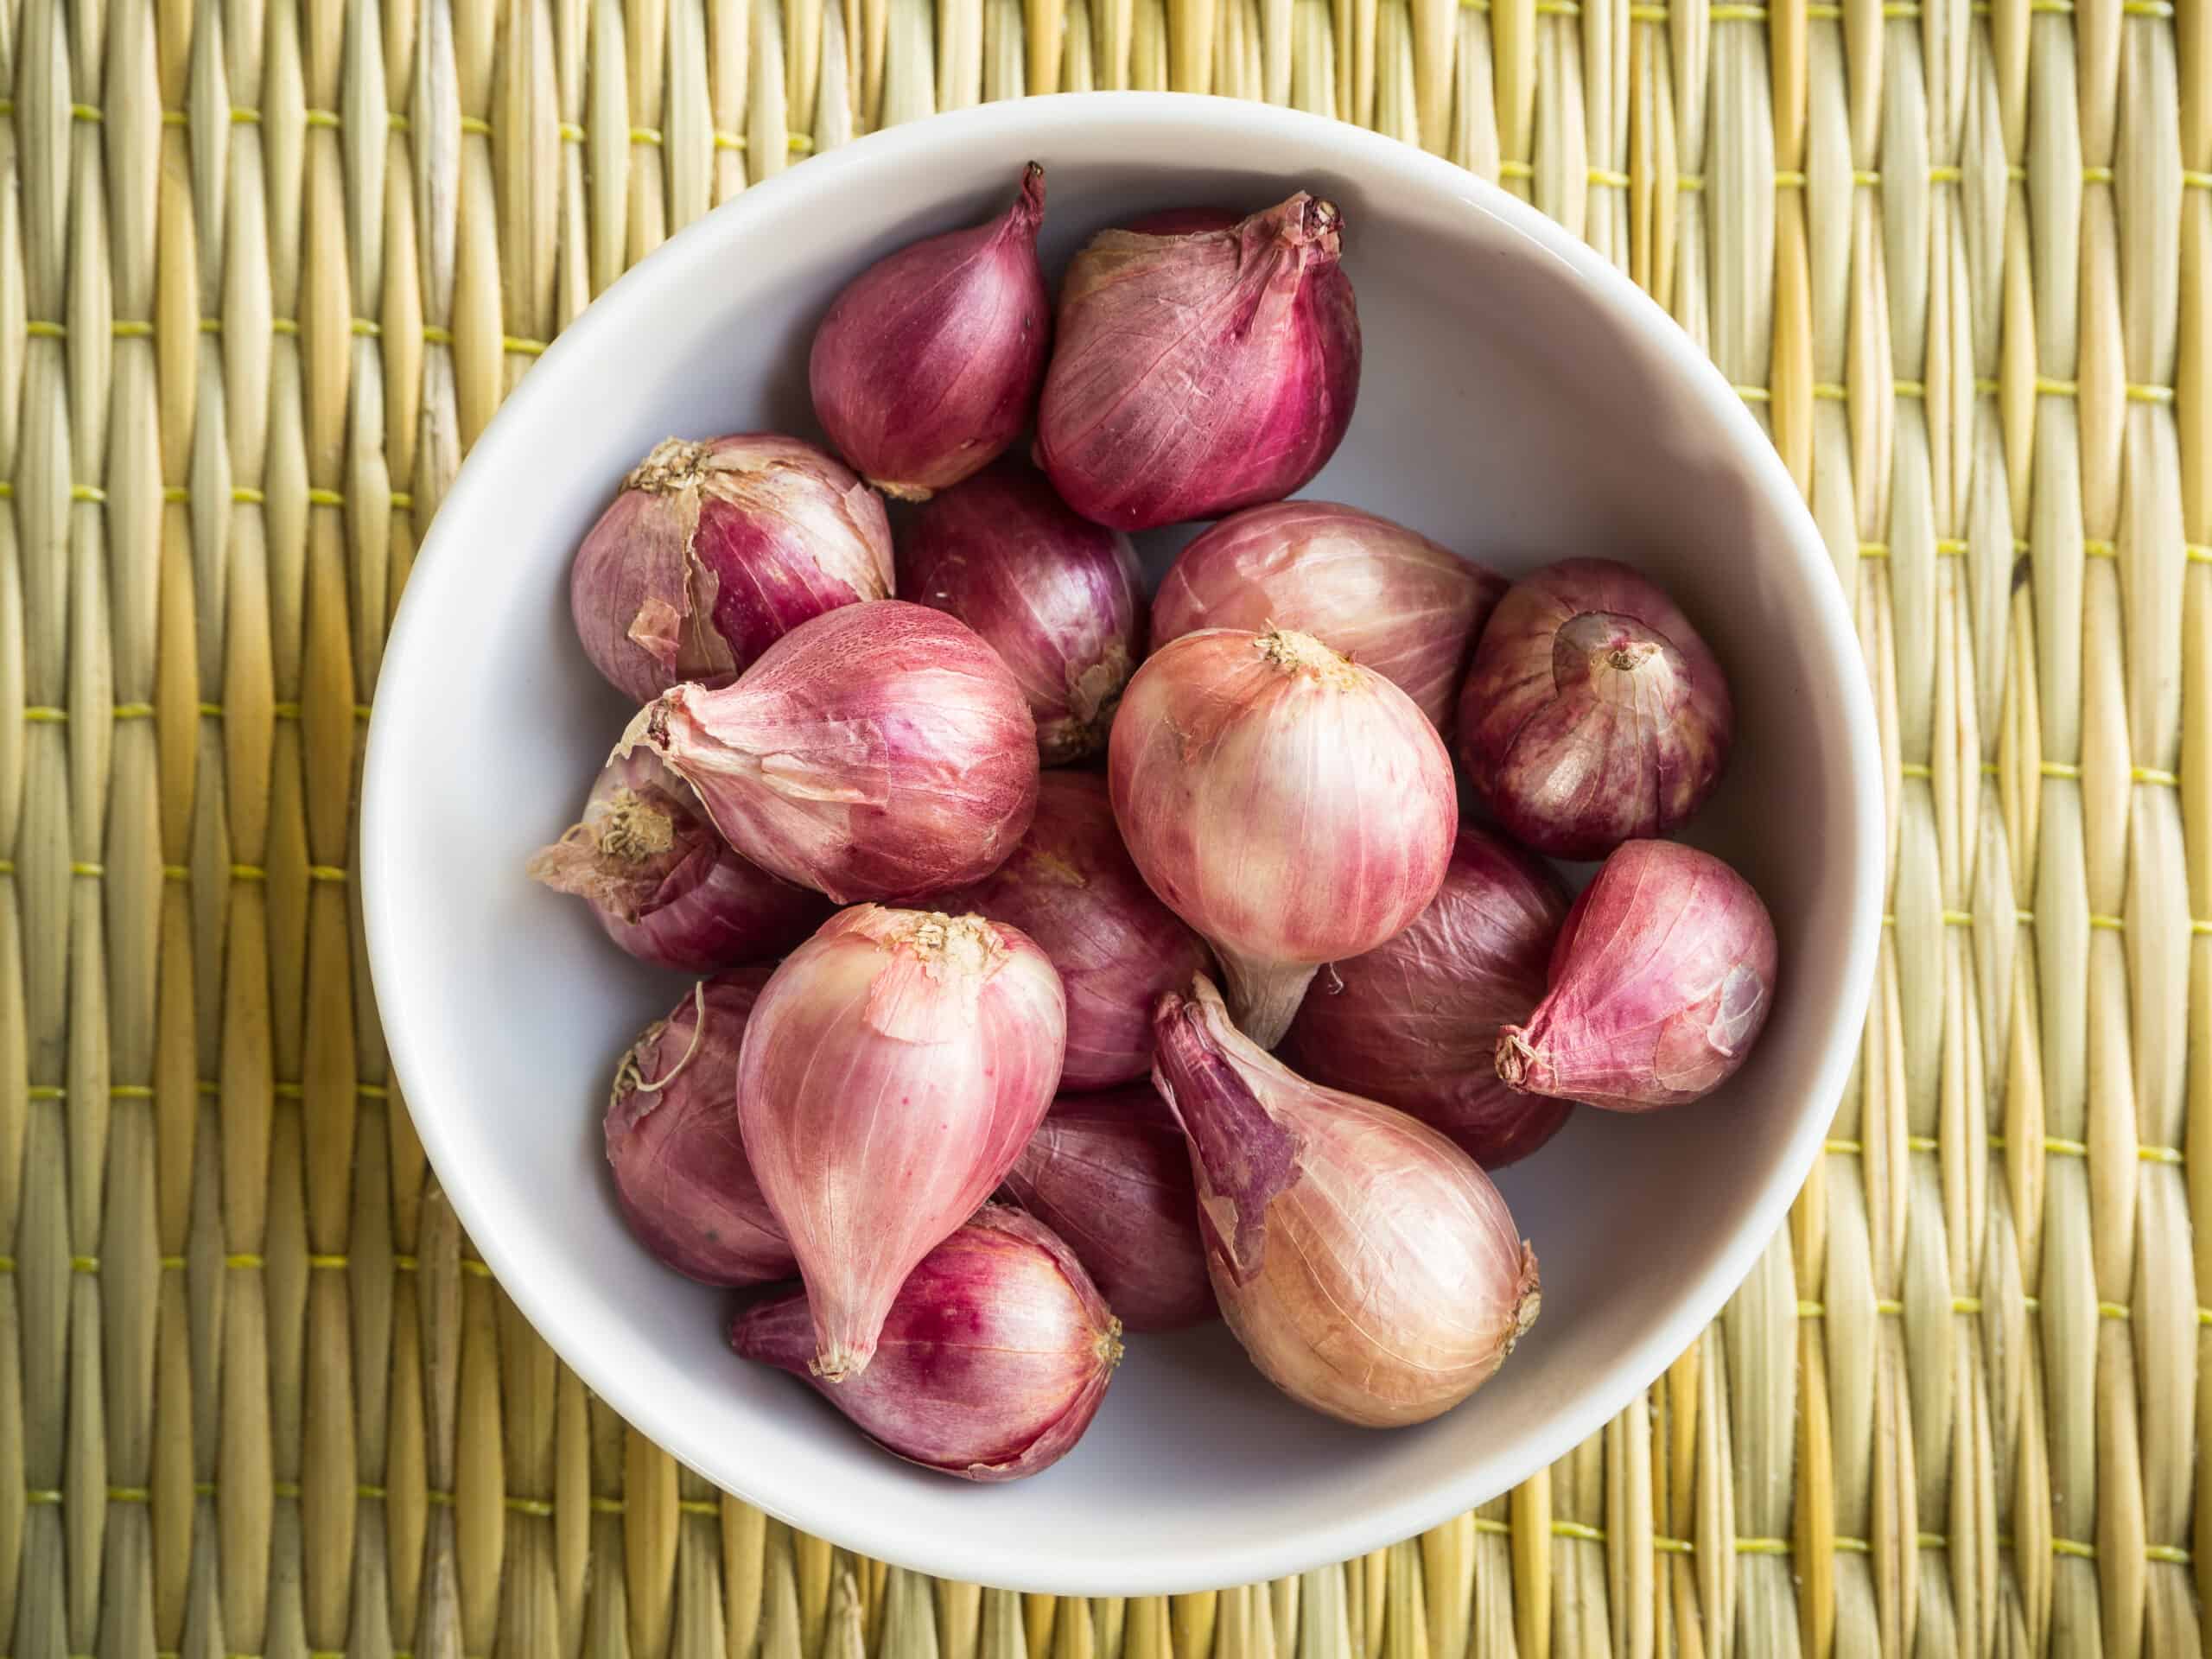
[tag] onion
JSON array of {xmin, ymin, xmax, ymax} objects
[
  {"xmin": 737, "ymin": 906, "xmax": 1066, "ymax": 1380},
  {"xmin": 1497, "ymin": 839, "xmax": 1777, "ymax": 1111},
  {"xmin": 1108, "ymin": 627, "xmax": 1457, "ymax": 1046},
  {"xmin": 1152, "ymin": 976, "xmax": 1539, "ymax": 1427},
  {"xmin": 1038, "ymin": 194, "xmax": 1362, "ymax": 531},
  {"xmin": 896, "ymin": 461, "xmax": 1145, "ymax": 765},
  {"xmin": 569, "ymin": 434, "xmax": 893, "ymax": 703},
  {"xmin": 1154, "ymin": 501, "xmax": 1506, "ymax": 732},
  {"xmin": 1283, "ymin": 827, "xmax": 1572, "ymax": 1168},
  {"xmin": 931, "ymin": 771, "xmax": 1211, "ymax": 1090},
  {"xmin": 618, "ymin": 601, "xmax": 1040, "ymax": 904},
  {"xmin": 1456, "ymin": 556, "xmax": 1734, "ymax": 859},
  {"xmin": 526, "ymin": 748, "xmax": 830, "ymax": 972},
  {"xmin": 1002, "ymin": 1085, "xmax": 1216, "ymax": 1332},
  {"xmin": 731, "ymin": 1205, "xmax": 1120, "ymax": 1481},
  {"xmin": 603, "ymin": 968, "xmax": 795, "ymax": 1286},
  {"xmin": 810, "ymin": 162, "xmax": 1052, "ymax": 500}
]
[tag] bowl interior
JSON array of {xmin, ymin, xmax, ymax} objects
[{"xmin": 364, "ymin": 95, "xmax": 1880, "ymax": 1595}]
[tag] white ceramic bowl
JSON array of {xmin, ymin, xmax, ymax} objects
[{"xmin": 363, "ymin": 93, "xmax": 1884, "ymax": 1595}]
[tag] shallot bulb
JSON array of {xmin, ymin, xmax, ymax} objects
[
  {"xmin": 731, "ymin": 1205, "xmax": 1121, "ymax": 1481},
  {"xmin": 932, "ymin": 772, "xmax": 1211, "ymax": 1090},
  {"xmin": 1038, "ymin": 194, "xmax": 1362, "ymax": 531},
  {"xmin": 737, "ymin": 906, "xmax": 1066, "ymax": 1380},
  {"xmin": 1497, "ymin": 839, "xmax": 1777, "ymax": 1111},
  {"xmin": 1284, "ymin": 827, "xmax": 1572, "ymax": 1168},
  {"xmin": 1152, "ymin": 977, "xmax": 1539, "ymax": 1427},
  {"xmin": 604, "ymin": 968, "xmax": 795, "ymax": 1286},
  {"xmin": 527, "ymin": 749, "xmax": 829, "ymax": 971},
  {"xmin": 619, "ymin": 601, "xmax": 1040, "ymax": 903},
  {"xmin": 810, "ymin": 162, "xmax": 1052, "ymax": 499},
  {"xmin": 1109, "ymin": 627, "xmax": 1457, "ymax": 1046},
  {"xmin": 1456, "ymin": 557, "xmax": 1734, "ymax": 859},
  {"xmin": 1003, "ymin": 1085, "xmax": 1216, "ymax": 1332},
  {"xmin": 1154, "ymin": 502, "xmax": 1505, "ymax": 731},
  {"xmin": 897, "ymin": 461, "xmax": 1145, "ymax": 765},
  {"xmin": 569, "ymin": 434, "xmax": 893, "ymax": 703}
]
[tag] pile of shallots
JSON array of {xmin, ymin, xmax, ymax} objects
[{"xmin": 531, "ymin": 165, "xmax": 1779, "ymax": 1482}]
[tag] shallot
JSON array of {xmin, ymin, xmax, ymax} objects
[
  {"xmin": 1003, "ymin": 1085, "xmax": 1216, "ymax": 1332},
  {"xmin": 1109, "ymin": 627, "xmax": 1456, "ymax": 1046},
  {"xmin": 1038, "ymin": 194, "xmax": 1362, "ymax": 531},
  {"xmin": 897, "ymin": 461, "xmax": 1146, "ymax": 764},
  {"xmin": 1154, "ymin": 502, "xmax": 1505, "ymax": 731},
  {"xmin": 619, "ymin": 601, "xmax": 1039, "ymax": 903},
  {"xmin": 931, "ymin": 771, "xmax": 1211, "ymax": 1090},
  {"xmin": 1284, "ymin": 827, "xmax": 1572, "ymax": 1167},
  {"xmin": 604, "ymin": 968, "xmax": 795, "ymax": 1286},
  {"xmin": 527, "ymin": 748, "xmax": 829, "ymax": 971},
  {"xmin": 731, "ymin": 1205, "xmax": 1121, "ymax": 1481},
  {"xmin": 1457, "ymin": 557, "xmax": 1733, "ymax": 859},
  {"xmin": 569, "ymin": 434, "xmax": 893, "ymax": 703},
  {"xmin": 1153, "ymin": 976, "xmax": 1540, "ymax": 1427},
  {"xmin": 810, "ymin": 163, "xmax": 1052, "ymax": 499},
  {"xmin": 737, "ymin": 906, "xmax": 1066, "ymax": 1380},
  {"xmin": 1497, "ymin": 839, "xmax": 1777, "ymax": 1111}
]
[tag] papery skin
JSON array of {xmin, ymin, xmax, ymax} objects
[
  {"xmin": 1497, "ymin": 839, "xmax": 1777, "ymax": 1112},
  {"xmin": 1284, "ymin": 827, "xmax": 1572, "ymax": 1167},
  {"xmin": 730, "ymin": 1205, "xmax": 1121, "ymax": 1481},
  {"xmin": 1154, "ymin": 502, "xmax": 1506, "ymax": 732},
  {"xmin": 527, "ymin": 748, "xmax": 831, "ymax": 971},
  {"xmin": 931, "ymin": 772, "xmax": 1211, "ymax": 1090},
  {"xmin": 1108, "ymin": 628, "xmax": 1457, "ymax": 1047},
  {"xmin": 897, "ymin": 461, "xmax": 1146, "ymax": 764},
  {"xmin": 619, "ymin": 601, "xmax": 1040, "ymax": 904},
  {"xmin": 569, "ymin": 434, "xmax": 894, "ymax": 704},
  {"xmin": 810, "ymin": 163, "xmax": 1052, "ymax": 499},
  {"xmin": 736, "ymin": 907, "xmax": 1068, "ymax": 1380},
  {"xmin": 604, "ymin": 966, "xmax": 796, "ymax": 1286},
  {"xmin": 1038, "ymin": 194, "xmax": 1362, "ymax": 531},
  {"xmin": 1151, "ymin": 977, "xmax": 1539, "ymax": 1428},
  {"xmin": 1003, "ymin": 1084, "xmax": 1217, "ymax": 1331},
  {"xmin": 1455, "ymin": 556, "xmax": 1734, "ymax": 860}
]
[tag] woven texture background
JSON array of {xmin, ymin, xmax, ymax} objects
[{"xmin": 8, "ymin": 0, "xmax": 2209, "ymax": 1655}]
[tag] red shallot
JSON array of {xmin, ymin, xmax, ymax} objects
[
  {"xmin": 730, "ymin": 1205, "xmax": 1121, "ymax": 1481},
  {"xmin": 619, "ymin": 601, "xmax": 1039, "ymax": 903},
  {"xmin": 1152, "ymin": 976, "xmax": 1540, "ymax": 1427},
  {"xmin": 1457, "ymin": 557, "xmax": 1734, "ymax": 860},
  {"xmin": 810, "ymin": 162, "xmax": 1052, "ymax": 499},
  {"xmin": 736, "ymin": 906, "xmax": 1066, "ymax": 1380},
  {"xmin": 1283, "ymin": 826, "xmax": 1572, "ymax": 1167},
  {"xmin": 1038, "ymin": 194, "xmax": 1362, "ymax": 531},
  {"xmin": 931, "ymin": 771, "xmax": 1211, "ymax": 1090},
  {"xmin": 569, "ymin": 434, "xmax": 893, "ymax": 703},
  {"xmin": 1154, "ymin": 501, "xmax": 1505, "ymax": 731},
  {"xmin": 604, "ymin": 967, "xmax": 795, "ymax": 1286},
  {"xmin": 897, "ymin": 461, "xmax": 1146, "ymax": 764},
  {"xmin": 1003, "ymin": 1084, "xmax": 1216, "ymax": 1332},
  {"xmin": 1109, "ymin": 627, "xmax": 1456, "ymax": 1046},
  {"xmin": 1497, "ymin": 839, "xmax": 1777, "ymax": 1111},
  {"xmin": 527, "ymin": 748, "xmax": 830, "ymax": 971}
]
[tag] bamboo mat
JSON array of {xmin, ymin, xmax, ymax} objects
[{"xmin": 5, "ymin": 0, "xmax": 2209, "ymax": 1655}]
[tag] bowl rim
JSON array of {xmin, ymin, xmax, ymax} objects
[{"xmin": 363, "ymin": 89, "xmax": 1885, "ymax": 1595}]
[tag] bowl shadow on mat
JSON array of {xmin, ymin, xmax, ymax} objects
[{"xmin": 363, "ymin": 94, "xmax": 1881, "ymax": 1595}]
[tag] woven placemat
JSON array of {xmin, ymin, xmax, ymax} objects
[{"xmin": 7, "ymin": 0, "xmax": 2205, "ymax": 1655}]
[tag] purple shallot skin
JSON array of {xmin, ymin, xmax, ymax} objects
[
  {"xmin": 810, "ymin": 163, "xmax": 1052, "ymax": 499},
  {"xmin": 1284, "ymin": 825, "xmax": 1572, "ymax": 1167},
  {"xmin": 603, "ymin": 966, "xmax": 795, "ymax": 1286},
  {"xmin": 1496, "ymin": 839, "xmax": 1777, "ymax": 1112},
  {"xmin": 1003, "ymin": 1084, "xmax": 1217, "ymax": 1331},
  {"xmin": 1456, "ymin": 557, "xmax": 1733, "ymax": 861},
  {"xmin": 729, "ymin": 1205, "xmax": 1122, "ymax": 1482}
]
